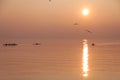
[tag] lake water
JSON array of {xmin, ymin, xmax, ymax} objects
[{"xmin": 0, "ymin": 39, "xmax": 120, "ymax": 80}]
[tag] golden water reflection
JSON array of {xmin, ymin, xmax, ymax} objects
[{"xmin": 82, "ymin": 39, "xmax": 89, "ymax": 77}]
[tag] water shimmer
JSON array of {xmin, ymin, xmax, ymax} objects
[{"xmin": 0, "ymin": 39, "xmax": 120, "ymax": 80}]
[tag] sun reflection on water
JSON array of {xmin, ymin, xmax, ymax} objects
[{"xmin": 82, "ymin": 39, "xmax": 89, "ymax": 77}]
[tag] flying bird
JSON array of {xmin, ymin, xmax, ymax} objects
[
  {"xmin": 85, "ymin": 29, "xmax": 92, "ymax": 33},
  {"xmin": 73, "ymin": 23, "xmax": 79, "ymax": 25}
]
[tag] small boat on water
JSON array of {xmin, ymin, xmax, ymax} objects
[
  {"xmin": 33, "ymin": 43, "xmax": 41, "ymax": 45},
  {"xmin": 3, "ymin": 43, "xmax": 18, "ymax": 46},
  {"xmin": 92, "ymin": 43, "xmax": 95, "ymax": 46}
]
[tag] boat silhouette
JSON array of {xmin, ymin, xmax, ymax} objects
[
  {"xmin": 33, "ymin": 43, "xmax": 41, "ymax": 45},
  {"xmin": 3, "ymin": 43, "xmax": 18, "ymax": 46}
]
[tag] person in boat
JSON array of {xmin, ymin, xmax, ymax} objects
[
  {"xmin": 92, "ymin": 43, "xmax": 95, "ymax": 46},
  {"xmin": 3, "ymin": 43, "xmax": 18, "ymax": 46}
]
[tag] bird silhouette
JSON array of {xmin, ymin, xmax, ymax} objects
[
  {"xmin": 73, "ymin": 23, "xmax": 79, "ymax": 25},
  {"xmin": 85, "ymin": 29, "xmax": 92, "ymax": 33}
]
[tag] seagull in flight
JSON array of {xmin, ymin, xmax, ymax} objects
[
  {"xmin": 85, "ymin": 29, "xmax": 92, "ymax": 33},
  {"xmin": 73, "ymin": 23, "xmax": 79, "ymax": 25}
]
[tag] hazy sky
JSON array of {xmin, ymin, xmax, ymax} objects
[{"xmin": 0, "ymin": 0, "xmax": 120, "ymax": 40}]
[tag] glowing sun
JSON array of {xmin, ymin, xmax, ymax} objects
[{"xmin": 82, "ymin": 8, "xmax": 89, "ymax": 16}]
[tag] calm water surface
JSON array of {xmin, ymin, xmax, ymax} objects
[{"xmin": 0, "ymin": 39, "xmax": 120, "ymax": 80}]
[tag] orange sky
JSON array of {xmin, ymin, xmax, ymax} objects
[{"xmin": 0, "ymin": 0, "xmax": 120, "ymax": 40}]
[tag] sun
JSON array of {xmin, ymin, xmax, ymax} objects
[{"xmin": 82, "ymin": 8, "xmax": 89, "ymax": 16}]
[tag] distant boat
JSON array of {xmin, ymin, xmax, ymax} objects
[
  {"xmin": 33, "ymin": 43, "xmax": 41, "ymax": 45},
  {"xmin": 92, "ymin": 43, "xmax": 95, "ymax": 46},
  {"xmin": 3, "ymin": 43, "xmax": 18, "ymax": 46}
]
